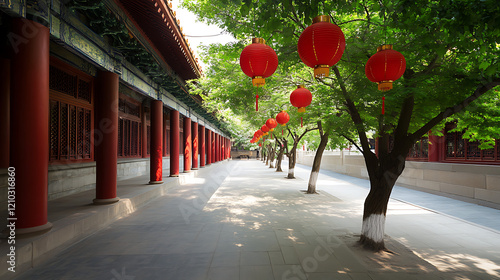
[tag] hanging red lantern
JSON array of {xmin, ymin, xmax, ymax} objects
[
  {"xmin": 240, "ymin": 38, "xmax": 279, "ymax": 111},
  {"xmin": 240, "ymin": 38, "xmax": 278, "ymax": 86},
  {"xmin": 365, "ymin": 44, "xmax": 406, "ymax": 91},
  {"xmin": 276, "ymin": 111, "xmax": 290, "ymax": 126},
  {"xmin": 261, "ymin": 125, "xmax": 270, "ymax": 136},
  {"xmin": 290, "ymin": 85, "xmax": 312, "ymax": 113},
  {"xmin": 265, "ymin": 118, "xmax": 277, "ymax": 131},
  {"xmin": 254, "ymin": 130, "xmax": 261, "ymax": 140},
  {"xmin": 298, "ymin": 15, "xmax": 345, "ymax": 78}
]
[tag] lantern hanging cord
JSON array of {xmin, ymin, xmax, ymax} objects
[
  {"xmin": 255, "ymin": 87, "xmax": 259, "ymax": 112},
  {"xmin": 382, "ymin": 95, "xmax": 385, "ymax": 115}
]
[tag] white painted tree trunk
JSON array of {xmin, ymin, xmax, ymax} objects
[
  {"xmin": 288, "ymin": 168, "xmax": 294, "ymax": 178},
  {"xmin": 308, "ymin": 171, "xmax": 319, "ymax": 191},
  {"xmin": 360, "ymin": 214, "xmax": 386, "ymax": 248}
]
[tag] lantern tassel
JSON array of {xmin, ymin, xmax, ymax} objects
[
  {"xmin": 301, "ymin": 117, "xmax": 303, "ymax": 127},
  {"xmin": 382, "ymin": 96, "xmax": 385, "ymax": 115},
  {"xmin": 255, "ymin": 87, "xmax": 259, "ymax": 112},
  {"xmin": 282, "ymin": 129, "xmax": 284, "ymax": 136},
  {"xmin": 256, "ymin": 94, "xmax": 259, "ymax": 111}
]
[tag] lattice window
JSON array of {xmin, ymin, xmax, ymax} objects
[
  {"xmin": 445, "ymin": 125, "xmax": 499, "ymax": 162},
  {"xmin": 118, "ymin": 118, "xmax": 124, "ymax": 157},
  {"xmin": 50, "ymin": 66, "xmax": 77, "ymax": 98},
  {"xmin": 78, "ymin": 80, "xmax": 91, "ymax": 103},
  {"xmin": 118, "ymin": 118, "xmax": 142, "ymax": 158},
  {"xmin": 118, "ymin": 94, "xmax": 143, "ymax": 158},
  {"xmin": 60, "ymin": 103, "xmax": 69, "ymax": 159},
  {"xmin": 49, "ymin": 59, "xmax": 93, "ymax": 163},
  {"xmin": 409, "ymin": 138, "xmax": 428, "ymax": 159},
  {"xmin": 49, "ymin": 100, "xmax": 59, "ymax": 161},
  {"xmin": 147, "ymin": 125, "xmax": 151, "ymax": 155}
]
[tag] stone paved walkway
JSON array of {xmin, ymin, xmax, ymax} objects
[{"xmin": 15, "ymin": 160, "xmax": 500, "ymax": 279}]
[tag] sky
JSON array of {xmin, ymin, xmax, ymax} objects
[{"xmin": 170, "ymin": 0, "xmax": 236, "ymax": 69}]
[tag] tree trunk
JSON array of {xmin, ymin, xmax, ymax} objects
[
  {"xmin": 287, "ymin": 146, "xmax": 296, "ymax": 179},
  {"xmin": 265, "ymin": 145, "xmax": 270, "ymax": 166},
  {"xmin": 306, "ymin": 132, "xmax": 329, "ymax": 194},
  {"xmin": 276, "ymin": 145, "xmax": 284, "ymax": 172},
  {"xmin": 269, "ymin": 145, "xmax": 275, "ymax": 168},
  {"xmin": 359, "ymin": 155, "xmax": 405, "ymax": 251}
]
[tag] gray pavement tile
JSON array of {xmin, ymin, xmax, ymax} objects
[
  {"xmin": 240, "ymin": 251, "xmax": 271, "ymax": 266},
  {"xmin": 281, "ymin": 246, "xmax": 301, "ymax": 264},
  {"xmin": 208, "ymin": 266, "xmax": 239, "ymax": 280},
  {"xmin": 211, "ymin": 251, "xmax": 240, "ymax": 267},
  {"xmin": 269, "ymin": 251, "xmax": 285, "ymax": 265},
  {"xmin": 239, "ymin": 265, "xmax": 274, "ymax": 280}
]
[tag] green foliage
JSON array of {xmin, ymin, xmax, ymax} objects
[{"xmin": 183, "ymin": 0, "xmax": 500, "ymax": 152}]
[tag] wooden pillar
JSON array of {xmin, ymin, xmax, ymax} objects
[
  {"xmin": 192, "ymin": 122, "xmax": 199, "ymax": 170},
  {"xmin": 93, "ymin": 70, "xmax": 120, "ymax": 205},
  {"xmin": 10, "ymin": 18, "xmax": 52, "ymax": 233},
  {"xmin": 149, "ymin": 100, "xmax": 163, "ymax": 183},
  {"xmin": 206, "ymin": 129, "xmax": 211, "ymax": 165},
  {"xmin": 428, "ymin": 132, "xmax": 442, "ymax": 162},
  {"xmin": 215, "ymin": 133, "xmax": 219, "ymax": 162},
  {"xmin": 183, "ymin": 117, "xmax": 192, "ymax": 172},
  {"xmin": 212, "ymin": 131, "xmax": 216, "ymax": 163},
  {"xmin": 141, "ymin": 105, "xmax": 147, "ymax": 157},
  {"xmin": 199, "ymin": 125, "xmax": 205, "ymax": 167},
  {"xmin": 170, "ymin": 110, "xmax": 179, "ymax": 176}
]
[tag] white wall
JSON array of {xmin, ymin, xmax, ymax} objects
[{"xmin": 296, "ymin": 151, "xmax": 500, "ymax": 205}]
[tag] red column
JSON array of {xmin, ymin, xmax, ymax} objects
[
  {"xmin": 183, "ymin": 117, "xmax": 192, "ymax": 172},
  {"xmin": 215, "ymin": 133, "xmax": 219, "ymax": 162},
  {"xmin": 170, "ymin": 110, "xmax": 179, "ymax": 176},
  {"xmin": 212, "ymin": 131, "xmax": 216, "ymax": 163},
  {"xmin": 206, "ymin": 129, "xmax": 211, "ymax": 165},
  {"xmin": 222, "ymin": 137, "xmax": 225, "ymax": 160},
  {"xmin": 0, "ymin": 58, "xmax": 10, "ymax": 168},
  {"xmin": 10, "ymin": 18, "xmax": 52, "ymax": 233},
  {"xmin": 163, "ymin": 113, "xmax": 168, "ymax": 157},
  {"xmin": 199, "ymin": 125, "xmax": 205, "ymax": 167},
  {"xmin": 149, "ymin": 100, "xmax": 163, "ymax": 183},
  {"xmin": 192, "ymin": 122, "xmax": 199, "ymax": 169},
  {"xmin": 141, "ymin": 105, "xmax": 147, "ymax": 158},
  {"xmin": 93, "ymin": 70, "xmax": 120, "ymax": 205},
  {"xmin": 428, "ymin": 132, "xmax": 442, "ymax": 162}
]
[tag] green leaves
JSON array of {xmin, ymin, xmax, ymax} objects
[{"xmin": 185, "ymin": 0, "xmax": 500, "ymax": 151}]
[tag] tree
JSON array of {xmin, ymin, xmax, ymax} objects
[
  {"xmin": 306, "ymin": 120, "xmax": 329, "ymax": 194},
  {"xmin": 285, "ymin": 126, "xmax": 318, "ymax": 179},
  {"xmin": 184, "ymin": 0, "xmax": 500, "ymax": 250}
]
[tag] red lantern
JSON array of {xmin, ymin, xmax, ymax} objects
[
  {"xmin": 276, "ymin": 111, "xmax": 290, "ymax": 126},
  {"xmin": 254, "ymin": 130, "xmax": 261, "ymax": 140},
  {"xmin": 240, "ymin": 38, "xmax": 279, "ymax": 87},
  {"xmin": 365, "ymin": 44, "xmax": 406, "ymax": 91},
  {"xmin": 290, "ymin": 85, "xmax": 312, "ymax": 113},
  {"xmin": 298, "ymin": 15, "xmax": 345, "ymax": 78},
  {"xmin": 266, "ymin": 118, "xmax": 277, "ymax": 131},
  {"xmin": 261, "ymin": 125, "xmax": 270, "ymax": 136}
]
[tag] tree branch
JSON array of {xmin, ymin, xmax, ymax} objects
[
  {"xmin": 331, "ymin": 66, "xmax": 373, "ymax": 156},
  {"xmin": 411, "ymin": 78, "xmax": 500, "ymax": 141},
  {"xmin": 341, "ymin": 133, "xmax": 363, "ymax": 153}
]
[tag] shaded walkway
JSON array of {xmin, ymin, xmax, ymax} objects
[{"xmin": 15, "ymin": 160, "xmax": 500, "ymax": 279}]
